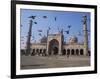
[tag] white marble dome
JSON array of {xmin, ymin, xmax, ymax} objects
[{"xmin": 68, "ymin": 36, "xmax": 78, "ymax": 43}]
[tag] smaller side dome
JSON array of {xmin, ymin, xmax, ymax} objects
[
  {"xmin": 40, "ymin": 35, "xmax": 47, "ymax": 43},
  {"xmin": 68, "ymin": 36, "xmax": 78, "ymax": 44}
]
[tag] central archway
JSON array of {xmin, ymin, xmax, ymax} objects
[
  {"xmin": 49, "ymin": 39, "xmax": 59, "ymax": 55},
  {"xmin": 53, "ymin": 47, "xmax": 58, "ymax": 55}
]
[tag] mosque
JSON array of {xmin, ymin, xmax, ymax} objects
[
  {"xmin": 29, "ymin": 32, "xmax": 90, "ymax": 56},
  {"xmin": 21, "ymin": 16, "xmax": 90, "ymax": 56}
]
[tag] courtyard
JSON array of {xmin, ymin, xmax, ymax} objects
[{"xmin": 21, "ymin": 55, "xmax": 90, "ymax": 69}]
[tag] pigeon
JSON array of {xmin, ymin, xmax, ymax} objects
[
  {"xmin": 34, "ymin": 22, "xmax": 37, "ymax": 24},
  {"xmin": 65, "ymin": 30, "xmax": 69, "ymax": 34},
  {"xmin": 38, "ymin": 30, "xmax": 42, "ymax": 32},
  {"xmin": 39, "ymin": 33, "xmax": 42, "ymax": 36},
  {"xmin": 43, "ymin": 16, "xmax": 47, "ymax": 18},
  {"xmin": 55, "ymin": 17, "xmax": 56, "ymax": 21},
  {"xmin": 68, "ymin": 25, "xmax": 71, "ymax": 28},
  {"xmin": 28, "ymin": 16, "xmax": 36, "ymax": 19}
]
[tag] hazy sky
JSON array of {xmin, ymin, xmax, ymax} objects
[{"xmin": 20, "ymin": 9, "xmax": 90, "ymax": 49}]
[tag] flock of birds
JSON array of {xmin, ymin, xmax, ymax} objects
[{"xmin": 21, "ymin": 15, "xmax": 90, "ymax": 45}]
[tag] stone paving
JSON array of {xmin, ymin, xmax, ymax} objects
[{"xmin": 21, "ymin": 55, "xmax": 90, "ymax": 69}]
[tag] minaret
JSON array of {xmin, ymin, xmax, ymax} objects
[
  {"xmin": 82, "ymin": 15, "xmax": 88, "ymax": 55},
  {"xmin": 61, "ymin": 29, "xmax": 64, "ymax": 55},
  {"xmin": 26, "ymin": 20, "xmax": 33, "ymax": 55},
  {"xmin": 46, "ymin": 29, "xmax": 49, "ymax": 56}
]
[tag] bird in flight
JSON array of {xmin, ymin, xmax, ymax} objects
[
  {"xmin": 39, "ymin": 33, "xmax": 42, "ymax": 36},
  {"xmin": 28, "ymin": 16, "xmax": 36, "ymax": 19},
  {"xmin": 38, "ymin": 30, "xmax": 42, "ymax": 32},
  {"xmin": 34, "ymin": 22, "xmax": 37, "ymax": 24},
  {"xmin": 65, "ymin": 30, "xmax": 69, "ymax": 34},
  {"xmin": 43, "ymin": 16, "xmax": 47, "ymax": 18},
  {"xmin": 55, "ymin": 17, "xmax": 57, "ymax": 21},
  {"xmin": 68, "ymin": 25, "xmax": 71, "ymax": 29}
]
